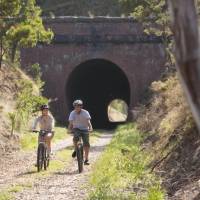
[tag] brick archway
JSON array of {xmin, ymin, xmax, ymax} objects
[
  {"xmin": 66, "ymin": 59, "xmax": 130, "ymax": 129},
  {"xmin": 21, "ymin": 17, "xmax": 166, "ymax": 126}
]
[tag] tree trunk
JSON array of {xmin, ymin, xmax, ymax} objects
[
  {"xmin": 168, "ymin": 0, "xmax": 200, "ymax": 131},
  {"xmin": 11, "ymin": 41, "xmax": 18, "ymax": 63}
]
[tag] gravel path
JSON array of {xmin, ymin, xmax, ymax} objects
[
  {"xmin": 0, "ymin": 137, "xmax": 73, "ymax": 191},
  {"xmin": 15, "ymin": 133, "xmax": 113, "ymax": 200}
]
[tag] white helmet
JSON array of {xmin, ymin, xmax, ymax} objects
[{"xmin": 73, "ymin": 99, "xmax": 83, "ymax": 107}]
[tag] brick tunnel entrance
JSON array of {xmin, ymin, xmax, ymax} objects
[{"xmin": 66, "ymin": 59, "xmax": 130, "ymax": 129}]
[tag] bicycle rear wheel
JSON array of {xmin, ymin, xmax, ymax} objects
[
  {"xmin": 37, "ymin": 144, "xmax": 44, "ymax": 172},
  {"xmin": 77, "ymin": 144, "xmax": 83, "ymax": 173}
]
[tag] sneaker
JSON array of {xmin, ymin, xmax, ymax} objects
[
  {"xmin": 84, "ymin": 160, "xmax": 90, "ymax": 165},
  {"xmin": 72, "ymin": 150, "xmax": 76, "ymax": 158}
]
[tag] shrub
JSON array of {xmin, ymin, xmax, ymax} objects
[{"xmin": 15, "ymin": 79, "xmax": 48, "ymax": 131}]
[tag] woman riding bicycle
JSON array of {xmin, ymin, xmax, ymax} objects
[
  {"xmin": 32, "ymin": 104, "xmax": 55, "ymax": 161},
  {"xmin": 68, "ymin": 100, "xmax": 93, "ymax": 165}
]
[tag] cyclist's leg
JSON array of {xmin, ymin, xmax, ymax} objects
[
  {"xmin": 44, "ymin": 134, "xmax": 52, "ymax": 156},
  {"xmin": 81, "ymin": 132, "xmax": 90, "ymax": 162}
]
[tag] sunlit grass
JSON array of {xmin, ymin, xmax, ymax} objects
[
  {"xmin": 88, "ymin": 124, "xmax": 165, "ymax": 200},
  {"xmin": 56, "ymin": 148, "xmax": 71, "ymax": 161},
  {"xmin": 34, "ymin": 149, "xmax": 72, "ymax": 177},
  {"xmin": 90, "ymin": 131, "xmax": 101, "ymax": 143},
  {"xmin": 8, "ymin": 185, "xmax": 23, "ymax": 193},
  {"xmin": 0, "ymin": 183, "xmax": 33, "ymax": 200},
  {"xmin": 0, "ymin": 192, "xmax": 12, "ymax": 200},
  {"xmin": 53, "ymin": 127, "xmax": 69, "ymax": 143},
  {"xmin": 20, "ymin": 127, "xmax": 69, "ymax": 151}
]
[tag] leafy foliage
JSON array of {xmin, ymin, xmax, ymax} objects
[
  {"xmin": 15, "ymin": 79, "xmax": 48, "ymax": 130},
  {"xmin": 0, "ymin": 0, "xmax": 53, "ymax": 67},
  {"xmin": 28, "ymin": 63, "xmax": 44, "ymax": 87},
  {"xmin": 89, "ymin": 124, "xmax": 165, "ymax": 200},
  {"xmin": 8, "ymin": 112, "xmax": 17, "ymax": 136},
  {"xmin": 119, "ymin": 0, "xmax": 174, "ymax": 68}
]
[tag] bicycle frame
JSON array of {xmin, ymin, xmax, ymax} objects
[
  {"xmin": 34, "ymin": 130, "xmax": 53, "ymax": 172},
  {"xmin": 72, "ymin": 129, "xmax": 84, "ymax": 173}
]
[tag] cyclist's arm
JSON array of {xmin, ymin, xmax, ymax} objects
[
  {"xmin": 50, "ymin": 117, "xmax": 55, "ymax": 137},
  {"xmin": 32, "ymin": 117, "xmax": 39, "ymax": 131},
  {"xmin": 51, "ymin": 117, "xmax": 55, "ymax": 131},
  {"xmin": 68, "ymin": 112, "xmax": 74, "ymax": 133},
  {"xmin": 88, "ymin": 119, "xmax": 93, "ymax": 132},
  {"xmin": 68, "ymin": 120, "xmax": 73, "ymax": 133}
]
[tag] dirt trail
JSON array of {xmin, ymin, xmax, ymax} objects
[
  {"xmin": 0, "ymin": 137, "xmax": 73, "ymax": 191},
  {"xmin": 15, "ymin": 133, "xmax": 113, "ymax": 200}
]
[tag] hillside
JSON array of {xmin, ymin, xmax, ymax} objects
[
  {"xmin": 136, "ymin": 73, "xmax": 199, "ymax": 199},
  {"xmin": 0, "ymin": 63, "xmax": 39, "ymax": 154}
]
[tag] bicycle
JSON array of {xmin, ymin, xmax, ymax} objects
[
  {"xmin": 71, "ymin": 129, "xmax": 84, "ymax": 173},
  {"xmin": 33, "ymin": 130, "xmax": 53, "ymax": 172}
]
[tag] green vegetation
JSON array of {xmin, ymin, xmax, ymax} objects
[
  {"xmin": 7, "ymin": 112, "xmax": 17, "ymax": 136},
  {"xmin": 20, "ymin": 131, "xmax": 37, "ymax": 150},
  {"xmin": 0, "ymin": 183, "xmax": 32, "ymax": 200},
  {"xmin": 14, "ymin": 79, "xmax": 48, "ymax": 131},
  {"xmin": 53, "ymin": 127, "xmax": 69, "ymax": 143},
  {"xmin": 0, "ymin": 192, "xmax": 12, "ymax": 200},
  {"xmin": 20, "ymin": 127, "xmax": 69, "ymax": 150},
  {"xmin": 136, "ymin": 74, "xmax": 195, "ymax": 167},
  {"xmin": 41, "ymin": 149, "xmax": 71, "ymax": 174},
  {"xmin": 0, "ymin": 148, "xmax": 72, "ymax": 199},
  {"xmin": 0, "ymin": 0, "xmax": 53, "ymax": 67},
  {"xmin": 89, "ymin": 124, "xmax": 165, "ymax": 200}
]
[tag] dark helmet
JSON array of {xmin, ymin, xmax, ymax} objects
[
  {"xmin": 40, "ymin": 104, "xmax": 49, "ymax": 111},
  {"xmin": 73, "ymin": 99, "xmax": 83, "ymax": 107}
]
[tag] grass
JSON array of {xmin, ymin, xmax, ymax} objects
[
  {"xmin": 53, "ymin": 127, "xmax": 69, "ymax": 143},
  {"xmin": 29, "ymin": 148, "xmax": 72, "ymax": 178},
  {"xmin": 0, "ymin": 183, "xmax": 33, "ymax": 200},
  {"xmin": 20, "ymin": 126, "xmax": 69, "ymax": 151},
  {"xmin": 88, "ymin": 123, "xmax": 165, "ymax": 200},
  {"xmin": 0, "ymin": 192, "xmax": 12, "ymax": 200},
  {"xmin": 90, "ymin": 131, "xmax": 101, "ymax": 143}
]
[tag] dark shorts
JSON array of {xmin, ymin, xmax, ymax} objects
[{"xmin": 73, "ymin": 128, "xmax": 90, "ymax": 147}]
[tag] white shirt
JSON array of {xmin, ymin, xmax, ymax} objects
[{"xmin": 68, "ymin": 109, "xmax": 91, "ymax": 131}]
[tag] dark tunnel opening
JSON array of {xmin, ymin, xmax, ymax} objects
[{"xmin": 66, "ymin": 59, "xmax": 130, "ymax": 129}]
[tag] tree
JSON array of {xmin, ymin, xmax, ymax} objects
[
  {"xmin": 0, "ymin": 0, "xmax": 53, "ymax": 68},
  {"xmin": 168, "ymin": 0, "xmax": 200, "ymax": 131},
  {"xmin": 120, "ymin": 0, "xmax": 173, "ymax": 68},
  {"xmin": 123, "ymin": 0, "xmax": 200, "ymax": 130}
]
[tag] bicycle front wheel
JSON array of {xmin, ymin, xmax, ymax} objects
[
  {"xmin": 37, "ymin": 144, "xmax": 44, "ymax": 172},
  {"xmin": 77, "ymin": 144, "xmax": 83, "ymax": 173},
  {"xmin": 43, "ymin": 147, "xmax": 47, "ymax": 170}
]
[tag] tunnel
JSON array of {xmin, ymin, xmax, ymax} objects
[{"xmin": 66, "ymin": 59, "xmax": 130, "ymax": 129}]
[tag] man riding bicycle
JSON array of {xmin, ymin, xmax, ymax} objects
[
  {"xmin": 68, "ymin": 100, "xmax": 93, "ymax": 165},
  {"xmin": 32, "ymin": 104, "xmax": 55, "ymax": 160}
]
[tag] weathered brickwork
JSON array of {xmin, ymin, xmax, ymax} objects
[{"xmin": 21, "ymin": 17, "xmax": 166, "ymax": 128}]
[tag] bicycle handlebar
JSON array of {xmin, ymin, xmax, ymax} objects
[{"xmin": 32, "ymin": 130, "xmax": 55, "ymax": 133}]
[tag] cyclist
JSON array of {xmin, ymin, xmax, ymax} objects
[
  {"xmin": 68, "ymin": 100, "xmax": 93, "ymax": 165},
  {"xmin": 32, "ymin": 104, "xmax": 55, "ymax": 159}
]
